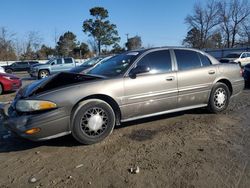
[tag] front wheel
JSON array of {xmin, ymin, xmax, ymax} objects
[
  {"xmin": 208, "ymin": 83, "xmax": 230, "ymax": 113},
  {"xmin": 72, "ymin": 99, "xmax": 116, "ymax": 145},
  {"xmin": 38, "ymin": 70, "xmax": 49, "ymax": 79}
]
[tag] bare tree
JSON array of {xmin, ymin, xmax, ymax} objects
[
  {"xmin": 219, "ymin": 0, "xmax": 250, "ymax": 47},
  {"xmin": 239, "ymin": 22, "xmax": 250, "ymax": 45},
  {"xmin": 21, "ymin": 31, "xmax": 43, "ymax": 60},
  {"xmin": 0, "ymin": 27, "xmax": 17, "ymax": 60},
  {"xmin": 185, "ymin": 0, "xmax": 221, "ymax": 48}
]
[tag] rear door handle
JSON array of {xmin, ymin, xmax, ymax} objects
[
  {"xmin": 166, "ymin": 76, "xmax": 175, "ymax": 81},
  {"xmin": 208, "ymin": 70, "xmax": 215, "ymax": 75}
]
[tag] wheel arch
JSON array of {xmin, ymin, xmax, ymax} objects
[
  {"xmin": 70, "ymin": 94, "xmax": 121, "ymax": 128},
  {"xmin": 215, "ymin": 78, "xmax": 233, "ymax": 96},
  {"xmin": 39, "ymin": 69, "xmax": 50, "ymax": 74}
]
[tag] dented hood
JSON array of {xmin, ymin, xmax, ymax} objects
[{"xmin": 19, "ymin": 72, "xmax": 104, "ymax": 98}]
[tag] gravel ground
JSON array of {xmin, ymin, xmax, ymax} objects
[{"xmin": 0, "ymin": 72, "xmax": 250, "ymax": 188}]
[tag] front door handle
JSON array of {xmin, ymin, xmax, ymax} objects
[
  {"xmin": 166, "ymin": 76, "xmax": 175, "ymax": 81},
  {"xmin": 208, "ymin": 70, "xmax": 215, "ymax": 75}
]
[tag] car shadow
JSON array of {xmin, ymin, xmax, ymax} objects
[
  {"xmin": 118, "ymin": 108, "xmax": 208, "ymax": 129},
  {"xmin": 0, "ymin": 108, "xmax": 208, "ymax": 153},
  {"xmin": 21, "ymin": 77, "xmax": 37, "ymax": 81},
  {"xmin": 0, "ymin": 133, "xmax": 81, "ymax": 153},
  {"xmin": 1, "ymin": 91, "xmax": 17, "ymax": 95},
  {"xmin": 244, "ymin": 84, "xmax": 250, "ymax": 90}
]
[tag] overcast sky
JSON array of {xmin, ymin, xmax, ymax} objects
[{"xmin": 0, "ymin": 0, "xmax": 199, "ymax": 48}]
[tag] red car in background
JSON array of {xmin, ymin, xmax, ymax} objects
[{"xmin": 0, "ymin": 73, "xmax": 22, "ymax": 95}]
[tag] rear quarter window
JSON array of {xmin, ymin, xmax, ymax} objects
[{"xmin": 198, "ymin": 53, "xmax": 211, "ymax": 66}]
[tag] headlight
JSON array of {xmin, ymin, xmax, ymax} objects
[{"xmin": 16, "ymin": 100, "xmax": 57, "ymax": 112}]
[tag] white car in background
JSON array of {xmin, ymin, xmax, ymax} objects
[
  {"xmin": 0, "ymin": 66, "xmax": 5, "ymax": 73},
  {"xmin": 220, "ymin": 52, "xmax": 250, "ymax": 67}
]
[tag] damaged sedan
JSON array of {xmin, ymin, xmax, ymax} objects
[{"xmin": 0, "ymin": 47, "xmax": 244, "ymax": 144}]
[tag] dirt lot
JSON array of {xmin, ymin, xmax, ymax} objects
[{"xmin": 0, "ymin": 73, "xmax": 250, "ymax": 188}]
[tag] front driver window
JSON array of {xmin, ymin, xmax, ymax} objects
[{"xmin": 136, "ymin": 50, "xmax": 172, "ymax": 74}]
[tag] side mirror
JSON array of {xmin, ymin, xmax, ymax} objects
[
  {"xmin": 51, "ymin": 62, "xmax": 55, "ymax": 66},
  {"xmin": 129, "ymin": 65, "xmax": 150, "ymax": 79}
]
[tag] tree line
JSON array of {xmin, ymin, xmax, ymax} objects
[
  {"xmin": 0, "ymin": 7, "xmax": 142, "ymax": 61},
  {"xmin": 183, "ymin": 0, "xmax": 250, "ymax": 49},
  {"xmin": 2, "ymin": 1, "xmax": 249, "ymax": 61}
]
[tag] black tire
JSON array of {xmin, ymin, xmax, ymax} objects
[
  {"xmin": 72, "ymin": 99, "xmax": 116, "ymax": 145},
  {"xmin": 0, "ymin": 84, "xmax": 3, "ymax": 95},
  {"xmin": 208, "ymin": 82, "xmax": 230, "ymax": 113},
  {"xmin": 5, "ymin": 69, "xmax": 12, "ymax": 74},
  {"xmin": 38, "ymin": 70, "xmax": 49, "ymax": 79}
]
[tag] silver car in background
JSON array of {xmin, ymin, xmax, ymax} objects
[{"xmin": 0, "ymin": 47, "xmax": 244, "ymax": 145}]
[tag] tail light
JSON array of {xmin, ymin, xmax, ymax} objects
[{"xmin": 240, "ymin": 68, "xmax": 244, "ymax": 77}]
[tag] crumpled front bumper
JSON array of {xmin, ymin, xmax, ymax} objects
[{"xmin": 0, "ymin": 102, "xmax": 71, "ymax": 141}]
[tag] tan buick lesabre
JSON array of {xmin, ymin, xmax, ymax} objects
[{"xmin": 0, "ymin": 47, "xmax": 244, "ymax": 144}]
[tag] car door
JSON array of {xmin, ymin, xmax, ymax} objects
[
  {"xmin": 122, "ymin": 49, "xmax": 178, "ymax": 120},
  {"xmin": 50, "ymin": 58, "xmax": 64, "ymax": 74},
  {"xmin": 21, "ymin": 62, "xmax": 29, "ymax": 71},
  {"xmin": 14, "ymin": 62, "xmax": 23, "ymax": 71},
  {"xmin": 174, "ymin": 49, "xmax": 217, "ymax": 108},
  {"xmin": 63, "ymin": 58, "xmax": 75, "ymax": 71}
]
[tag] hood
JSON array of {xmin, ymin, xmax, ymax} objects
[
  {"xmin": 18, "ymin": 72, "xmax": 104, "ymax": 98},
  {"xmin": 69, "ymin": 65, "xmax": 92, "ymax": 73},
  {"xmin": 0, "ymin": 72, "xmax": 20, "ymax": 79},
  {"xmin": 31, "ymin": 63, "xmax": 43, "ymax": 68}
]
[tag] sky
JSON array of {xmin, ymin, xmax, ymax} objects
[{"xmin": 0, "ymin": 0, "xmax": 199, "ymax": 48}]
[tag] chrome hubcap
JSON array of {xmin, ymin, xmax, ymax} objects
[
  {"xmin": 81, "ymin": 107, "xmax": 108, "ymax": 136},
  {"xmin": 214, "ymin": 88, "xmax": 227, "ymax": 109},
  {"xmin": 40, "ymin": 72, "xmax": 48, "ymax": 78}
]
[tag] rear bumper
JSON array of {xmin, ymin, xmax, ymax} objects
[
  {"xmin": 3, "ymin": 79, "xmax": 22, "ymax": 92},
  {"xmin": 232, "ymin": 79, "xmax": 245, "ymax": 96},
  {"xmin": 0, "ymin": 103, "xmax": 71, "ymax": 141}
]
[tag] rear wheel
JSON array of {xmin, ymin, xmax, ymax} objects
[
  {"xmin": 5, "ymin": 69, "xmax": 12, "ymax": 74},
  {"xmin": 72, "ymin": 99, "xmax": 115, "ymax": 145},
  {"xmin": 208, "ymin": 83, "xmax": 230, "ymax": 113},
  {"xmin": 38, "ymin": 70, "xmax": 49, "ymax": 79}
]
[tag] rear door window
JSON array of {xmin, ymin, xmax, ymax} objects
[
  {"xmin": 174, "ymin": 50, "xmax": 202, "ymax": 71},
  {"xmin": 136, "ymin": 50, "xmax": 172, "ymax": 74}
]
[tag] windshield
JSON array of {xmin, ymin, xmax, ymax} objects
[
  {"xmin": 87, "ymin": 52, "xmax": 140, "ymax": 77},
  {"xmin": 46, "ymin": 59, "xmax": 54, "ymax": 64},
  {"xmin": 225, "ymin": 53, "xmax": 241, "ymax": 58},
  {"xmin": 80, "ymin": 57, "xmax": 102, "ymax": 67}
]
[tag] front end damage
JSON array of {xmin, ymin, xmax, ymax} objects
[{"xmin": 0, "ymin": 72, "xmax": 103, "ymax": 141}]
